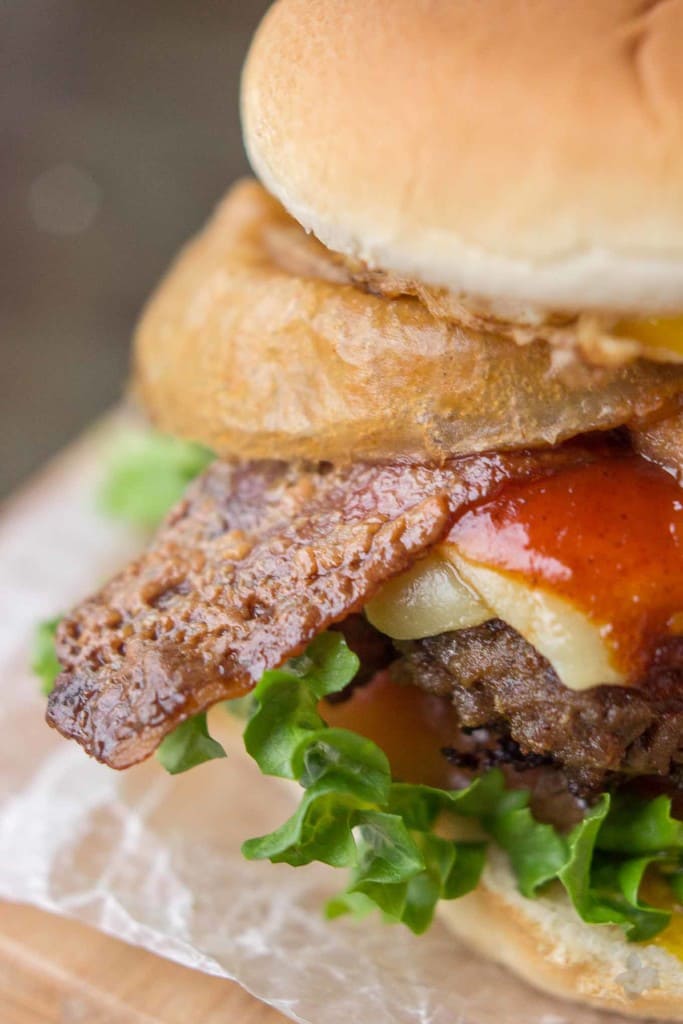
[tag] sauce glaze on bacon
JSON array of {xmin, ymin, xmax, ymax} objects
[
  {"xmin": 47, "ymin": 451, "xmax": 577, "ymax": 769},
  {"xmin": 447, "ymin": 453, "xmax": 683, "ymax": 680}
]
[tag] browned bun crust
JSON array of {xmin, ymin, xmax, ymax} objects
[
  {"xmin": 134, "ymin": 180, "xmax": 683, "ymax": 463},
  {"xmin": 243, "ymin": 0, "xmax": 683, "ymax": 316},
  {"xmin": 439, "ymin": 849, "xmax": 683, "ymax": 1021}
]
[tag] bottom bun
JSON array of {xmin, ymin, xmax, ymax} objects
[{"xmin": 438, "ymin": 848, "xmax": 683, "ymax": 1021}]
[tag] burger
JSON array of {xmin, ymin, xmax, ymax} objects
[{"xmin": 44, "ymin": 1, "xmax": 683, "ymax": 1018}]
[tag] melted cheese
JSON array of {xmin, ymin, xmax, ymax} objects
[
  {"xmin": 365, "ymin": 553, "xmax": 490, "ymax": 640},
  {"xmin": 614, "ymin": 315, "xmax": 683, "ymax": 360},
  {"xmin": 444, "ymin": 548, "xmax": 623, "ymax": 690},
  {"xmin": 366, "ymin": 549, "xmax": 623, "ymax": 691}
]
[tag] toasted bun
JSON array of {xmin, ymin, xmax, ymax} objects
[
  {"xmin": 439, "ymin": 849, "xmax": 683, "ymax": 1021},
  {"xmin": 242, "ymin": 0, "xmax": 683, "ymax": 314},
  {"xmin": 134, "ymin": 180, "xmax": 683, "ymax": 462}
]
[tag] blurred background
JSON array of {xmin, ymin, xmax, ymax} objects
[{"xmin": 2, "ymin": 0, "xmax": 271, "ymax": 498}]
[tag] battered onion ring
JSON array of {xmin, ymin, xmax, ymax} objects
[
  {"xmin": 134, "ymin": 180, "xmax": 683, "ymax": 463},
  {"xmin": 632, "ymin": 408, "xmax": 683, "ymax": 482}
]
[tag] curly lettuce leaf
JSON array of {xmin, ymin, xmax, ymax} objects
[
  {"xmin": 548, "ymin": 795, "xmax": 671, "ymax": 940},
  {"xmin": 33, "ymin": 613, "xmax": 683, "ymax": 940},
  {"xmin": 578, "ymin": 793, "xmax": 683, "ymax": 941},
  {"xmin": 589, "ymin": 854, "xmax": 672, "ymax": 942},
  {"xmin": 243, "ymin": 631, "xmax": 361, "ymax": 780},
  {"xmin": 598, "ymin": 792, "xmax": 683, "ymax": 855},
  {"xmin": 489, "ymin": 798, "xmax": 570, "ymax": 898},
  {"xmin": 31, "ymin": 617, "xmax": 62, "ymax": 695},
  {"xmin": 156, "ymin": 712, "xmax": 226, "ymax": 775},
  {"xmin": 241, "ymin": 632, "xmax": 683, "ymax": 939},
  {"xmin": 98, "ymin": 429, "xmax": 214, "ymax": 529},
  {"xmin": 242, "ymin": 633, "xmax": 486, "ymax": 933},
  {"xmin": 224, "ymin": 694, "xmax": 254, "ymax": 720}
]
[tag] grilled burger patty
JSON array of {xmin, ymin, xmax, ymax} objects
[{"xmin": 393, "ymin": 621, "xmax": 683, "ymax": 794}]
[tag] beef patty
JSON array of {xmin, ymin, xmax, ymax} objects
[{"xmin": 392, "ymin": 619, "xmax": 683, "ymax": 793}]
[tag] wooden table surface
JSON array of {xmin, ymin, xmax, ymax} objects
[{"xmin": 0, "ymin": 900, "xmax": 288, "ymax": 1024}]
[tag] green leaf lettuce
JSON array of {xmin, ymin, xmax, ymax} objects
[
  {"xmin": 31, "ymin": 617, "xmax": 63, "ymax": 696},
  {"xmin": 240, "ymin": 632, "xmax": 683, "ymax": 939},
  {"xmin": 98, "ymin": 429, "xmax": 214, "ymax": 529},
  {"xmin": 156, "ymin": 712, "xmax": 226, "ymax": 774}
]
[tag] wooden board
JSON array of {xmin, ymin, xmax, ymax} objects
[{"xmin": 0, "ymin": 900, "xmax": 288, "ymax": 1024}]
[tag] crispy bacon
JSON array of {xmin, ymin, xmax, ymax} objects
[{"xmin": 46, "ymin": 450, "xmax": 587, "ymax": 769}]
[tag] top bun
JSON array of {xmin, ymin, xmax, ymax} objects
[{"xmin": 242, "ymin": 0, "xmax": 683, "ymax": 314}]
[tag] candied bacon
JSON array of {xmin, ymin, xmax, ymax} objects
[{"xmin": 48, "ymin": 450, "xmax": 573, "ymax": 768}]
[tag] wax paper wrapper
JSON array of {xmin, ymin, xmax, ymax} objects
[{"xmin": 0, "ymin": 412, "xmax": 658, "ymax": 1023}]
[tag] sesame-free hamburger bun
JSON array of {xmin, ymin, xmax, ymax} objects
[{"xmin": 243, "ymin": 0, "xmax": 683, "ymax": 316}]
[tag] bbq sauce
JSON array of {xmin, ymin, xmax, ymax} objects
[{"xmin": 447, "ymin": 453, "xmax": 683, "ymax": 681}]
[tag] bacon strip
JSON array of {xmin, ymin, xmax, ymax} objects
[{"xmin": 46, "ymin": 451, "xmax": 578, "ymax": 769}]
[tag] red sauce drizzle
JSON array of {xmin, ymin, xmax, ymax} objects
[{"xmin": 446, "ymin": 453, "xmax": 683, "ymax": 680}]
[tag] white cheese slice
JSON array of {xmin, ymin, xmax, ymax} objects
[
  {"xmin": 365, "ymin": 547, "xmax": 625, "ymax": 691},
  {"xmin": 365, "ymin": 553, "xmax": 491, "ymax": 640},
  {"xmin": 442, "ymin": 546, "xmax": 624, "ymax": 690}
]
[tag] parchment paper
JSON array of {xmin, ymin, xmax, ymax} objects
[{"xmin": 0, "ymin": 412, "xmax": 656, "ymax": 1023}]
